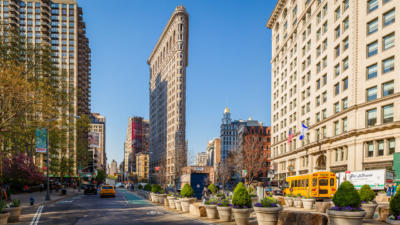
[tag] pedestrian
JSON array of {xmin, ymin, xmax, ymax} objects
[
  {"xmin": 387, "ymin": 185, "xmax": 393, "ymax": 197},
  {"xmin": 40, "ymin": 183, "xmax": 44, "ymax": 192},
  {"xmin": 393, "ymin": 183, "xmax": 398, "ymax": 196}
]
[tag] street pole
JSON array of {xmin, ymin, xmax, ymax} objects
[{"xmin": 45, "ymin": 128, "xmax": 51, "ymax": 201}]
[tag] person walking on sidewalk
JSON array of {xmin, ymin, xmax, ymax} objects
[{"xmin": 40, "ymin": 183, "xmax": 44, "ymax": 192}]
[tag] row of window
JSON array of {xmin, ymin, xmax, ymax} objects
[
  {"xmin": 366, "ymin": 138, "xmax": 396, "ymax": 157},
  {"xmin": 367, "ymin": 33, "xmax": 395, "ymax": 57},
  {"xmin": 368, "ymin": 0, "xmax": 392, "ymax": 14},
  {"xmin": 366, "ymin": 104, "xmax": 394, "ymax": 126},
  {"xmin": 367, "ymin": 56, "xmax": 395, "ymax": 79}
]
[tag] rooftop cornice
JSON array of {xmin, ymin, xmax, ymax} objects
[{"xmin": 266, "ymin": 0, "xmax": 287, "ymax": 29}]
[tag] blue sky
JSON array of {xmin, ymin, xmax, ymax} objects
[{"xmin": 78, "ymin": 0, "xmax": 277, "ymax": 165}]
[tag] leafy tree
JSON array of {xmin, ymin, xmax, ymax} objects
[{"xmin": 96, "ymin": 169, "xmax": 106, "ymax": 183}]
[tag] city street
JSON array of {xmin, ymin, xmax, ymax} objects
[{"xmin": 15, "ymin": 189, "xmax": 208, "ymax": 225}]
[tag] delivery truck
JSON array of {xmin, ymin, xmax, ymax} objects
[{"xmin": 337, "ymin": 169, "xmax": 394, "ymax": 190}]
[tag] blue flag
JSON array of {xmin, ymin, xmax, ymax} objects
[{"xmin": 299, "ymin": 123, "xmax": 308, "ymax": 141}]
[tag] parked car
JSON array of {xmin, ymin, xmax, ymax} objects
[
  {"xmin": 84, "ymin": 184, "xmax": 97, "ymax": 195},
  {"xmin": 100, "ymin": 185, "xmax": 116, "ymax": 197}
]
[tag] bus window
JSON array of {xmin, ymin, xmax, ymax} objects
[
  {"xmin": 313, "ymin": 178, "xmax": 317, "ymax": 186},
  {"xmin": 330, "ymin": 178, "xmax": 334, "ymax": 186},
  {"xmin": 291, "ymin": 181, "xmax": 294, "ymax": 188},
  {"xmin": 306, "ymin": 179, "xmax": 309, "ymax": 187},
  {"xmin": 319, "ymin": 179, "xmax": 328, "ymax": 186}
]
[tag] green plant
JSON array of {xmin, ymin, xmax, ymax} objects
[
  {"xmin": 232, "ymin": 182, "xmax": 251, "ymax": 208},
  {"xmin": 151, "ymin": 184, "xmax": 162, "ymax": 193},
  {"xmin": 138, "ymin": 184, "xmax": 143, "ymax": 189},
  {"xmin": 144, "ymin": 184, "xmax": 151, "ymax": 191},
  {"xmin": 12, "ymin": 199, "xmax": 21, "ymax": 207},
  {"xmin": 168, "ymin": 192, "xmax": 175, "ymax": 196},
  {"xmin": 359, "ymin": 185, "xmax": 376, "ymax": 203},
  {"xmin": 208, "ymin": 184, "xmax": 217, "ymax": 194},
  {"xmin": 205, "ymin": 198, "xmax": 218, "ymax": 205},
  {"xmin": 217, "ymin": 199, "xmax": 232, "ymax": 207},
  {"xmin": 0, "ymin": 200, "xmax": 4, "ymax": 213},
  {"xmin": 181, "ymin": 184, "xmax": 194, "ymax": 198},
  {"xmin": 256, "ymin": 196, "xmax": 279, "ymax": 208},
  {"xmin": 389, "ymin": 191, "xmax": 400, "ymax": 217},
  {"xmin": 332, "ymin": 181, "xmax": 361, "ymax": 208}
]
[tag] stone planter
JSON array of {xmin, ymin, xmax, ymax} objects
[
  {"xmin": 3, "ymin": 207, "xmax": 22, "ymax": 223},
  {"xmin": 0, "ymin": 212, "xmax": 9, "ymax": 225},
  {"xmin": 167, "ymin": 196, "xmax": 176, "ymax": 209},
  {"xmin": 251, "ymin": 196, "xmax": 258, "ymax": 206},
  {"xmin": 180, "ymin": 198, "xmax": 195, "ymax": 212},
  {"xmin": 361, "ymin": 203, "xmax": 377, "ymax": 219},
  {"xmin": 315, "ymin": 201, "xmax": 332, "ymax": 213},
  {"xmin": 217, "ymin": 206, "xmax": 232, "ymax": 222},
  {"xmin": 284, "ymin": 197, "xmax": 294, "ymax": 207},
  {"xmin": 386, "ymin": 218, "xmax": 400, "ymax": 224},
  {"xmin": 301, "ymin": 199, "xmax": 315, "ymax": 210},
  {"xmin": 232, "ymin": 208, "xmax": 251, "ymax": 225},
  {"xmin": 175, "ymin": 199, "xmax": 182, "ymax": 211},
  {"xmin": 150, "ymin": 193, "xmax": 158, "ymax": 203},
  {"xmin": 293, "ymin": 198, "xmax": 303, "ymax": 208},
  {"xmin": 327, "ymin": 209, "xmax": 366, "ymax": 225},
  {"xmin": 158, "ymin": 194, "xmax": 167, "ymax": 204},
  {"xmin": 254, "ymin": 206, "xmax": 282, "ymax": 225},
  {"xmin": 205, "ymin": 204, "xmax": 219, "ymax": 219},
  {"xmin": 377, "ymin": 204, "xmax": 389, "ymax": 222}
]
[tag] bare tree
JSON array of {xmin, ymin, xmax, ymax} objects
[
  {"xmin": 239, "ymin": 126, "xmax": 269, "ymax": 185},
  {"xmin": 214, "ymin": 152, "xmax": 236, "ymax": 189}
]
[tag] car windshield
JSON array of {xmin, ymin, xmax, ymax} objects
[
  {"xmin": 102, "ymin": 186, "xmax": 113, "ymax": 189},
  {"xmin": 87, "ymin": 185, "xmax": 94, "ymax": 188}
]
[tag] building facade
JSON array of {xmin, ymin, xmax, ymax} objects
[
  {"xmin": 220, "ymin": 107, "xmax": 246, "ymax": 160},
  {"xmin": 148, "ymin": 6, "xmax": 188, "ymax": 185},
  {"xmin": 206, "ymin": 138, "xmax": 221, "ymax": 167},
  {"xmin": 123, "ymin": 117, "xmax": 149, "ymax": 176},
  {"xmin": 89, "ymin": 113, "xmax": 106, "ymax": 172},
  {"xmin": 136, "ymin": 152, "xmax": 149, "ymax": 181},
  {"xmin": 109, "ymin": 160, "xmax": 117, "ymax": 176},
  {"xmin": 267, "ymin": 0, "xmax": 400, "ymax": 183},
  {"xmin": 195, "ymin": 152, "xmax": 208, "ymax": 166},
  {"xmin": 0, "ymin": 0, "xmax": 91, "ymax": 175}
]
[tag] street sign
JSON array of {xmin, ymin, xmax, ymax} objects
[{"xmin": 35, "ymin": 128, "xmax": 48, "ymax": 153}]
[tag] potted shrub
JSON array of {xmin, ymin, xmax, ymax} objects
[
  {"xmin": 327, "ymin": 181, "xmax": 366, "ymax": 225},
  {"xmin": 359, "ymin": 184, "xmax": 377, "ymax": 219},
  {"xmin": 301, "ymin": 196, "xmax": 315, "ymax": 210},
  {"xmin": 3, "ymin": 199, "xmax": 22, "ymax": 223},
  {"xmin": 293, "ymin": 194, "xmax": 303, "ymax": 208},
  {"xmin": 204, "ymin": 198, "xmax": 219, "ymax": 219},
  {"xmin": 208, "ymin": 184, "xmax": 217, "ymax": 197},
  {"xmin": 151, "ymin": 184, "xmax": 161, "ymax": 203},
  {"xmin": 232, "ymin": 182, "xmax": 252, "ymax": 225},
  {"xmin": 254, "ymin": 196, "xmax": 282, "ymax": 225},
  {"xmin": 167, "ymin": 193, "xmax": 176, "ymax": 209},
  {"xmin": 144, "ymin": 184, "xmax": 151, "ymax": 192},
  {"xmin": 158, "ymin": 189, "xmax": 167, "ymax": 204},
  {"xmin": 217, "ymin": 199, "xmax": 232, "ymax": 222},
  {"xmin": 248, "ymin": 186, "xmax": 258, "ymax": 205},
  {"xmin": 0, "ymin": 201, "xmax": 9, "ymax": 225},
  {"xmin": 283, "ymin": 194, "xmax": 294, "ymax": 207},
  {"xmin": 387, "ymin": 187, "xmax": 400, "ymax": 224},
  {"xmin": 180, "ymin": 184, "xmax": 196, "ymax": 212},
  {"xmin": 174, "ymin": 197, "xmax": 182, "ymax": 211}
]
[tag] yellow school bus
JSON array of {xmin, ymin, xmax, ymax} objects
[{"xmin": 284, "ymin": 171, "xmax": 337, "ymax": 198}]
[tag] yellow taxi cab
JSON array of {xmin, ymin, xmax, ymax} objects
[{"xmin": 100, "ymin": 185, "xmax": 116, "ymax": 197}]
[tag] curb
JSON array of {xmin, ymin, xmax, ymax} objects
[{"xmin": 22, "ymin": 192, "xmax": 81, "ymax": 210}]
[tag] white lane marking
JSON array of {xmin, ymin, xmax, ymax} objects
[{"xmin": 29, "ymin": 205, "xmax": 44, "ymax": 225}]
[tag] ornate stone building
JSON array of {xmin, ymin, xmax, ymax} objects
[
  {"xmin": 147, "ymin": 6, "xmax": 188, "ymax": 185},
  {"xmin": 267, "ymin": 0, "xmax": 400, "ymax": 183}
]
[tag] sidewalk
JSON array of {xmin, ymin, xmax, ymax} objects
[{"xmin": 10, "ymin": 188, "xmax": 80, "ymax": 208}]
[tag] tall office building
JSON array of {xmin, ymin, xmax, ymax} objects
[
  {"xmin": 195, "ymin": 152, "xmax": 208, "ymax": 167},
  {"xmin": 267, "ymin": 0, "xmax": 399, "ymax": 183},
  {"xmin": 148, "ymin": 6, "xmax": 188, "ymax": 185},
  {"xmin": 89, "ymin": 113, "xmax": 106, "ymax": 172},
  {"xmin": 0, "ymin": 0, "xmax": 91, "ymax": 174},
  {"xmin": 206, "ymin": 138, "xmax": 221, "ymax": 167},
  {"xmin": 123, "ymin": 117, "xmax": 149, "ymax": 176}
]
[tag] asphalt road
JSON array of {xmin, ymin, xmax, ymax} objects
[{"xmin": 16, "ymin": 188, "xmax": 209, "ymax": 225}]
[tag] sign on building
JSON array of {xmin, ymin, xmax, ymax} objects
[{"xmin": 88, "ymin": 132, "xmax": 100, "ymax": 148}]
